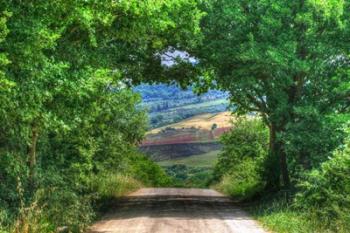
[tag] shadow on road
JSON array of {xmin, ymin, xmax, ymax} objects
[
  {"xmin": 95, "ymin": 195, "xmax": 252, "ymax": 222},
  {"xmin": 88, "ymin": 188, "xmax": 267, "ymax": 233}
]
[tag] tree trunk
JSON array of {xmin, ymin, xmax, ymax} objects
[
  {"xmin": 279, "ymin": 146, "xmax": 290, "ymax": 188},
  {"xmin": 267, "ymin": 123, "xmax": 290, "ymax": 189},
  {"xmin": 300, "ymin": 151, "xmax": 311, "ymax": 170},
  {"xmin": 265, "ymin": 124, "xmax": 280, "ymax": 190},
  {"xmin": 28, "ymin": 125, "xmax": 39, "ymax": 188}
]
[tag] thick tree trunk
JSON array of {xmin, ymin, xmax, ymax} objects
[
  {"xmin": 279, "ymin": 147, "xmax": 290, "ymax": 188},
  {"xmin": 28, "ymin": 125, "xmax": 39, "ymax": 187},
  {"xmin": 268, "ymin": 123, "xmax": 290, "ymax": 189},
  {"xmin": 265, "ymin": 124, "xmax": 280, "ymax": 190},
  {"xmin": 300, "ymin": 151, "xmax": 311, "ymax": 170}
]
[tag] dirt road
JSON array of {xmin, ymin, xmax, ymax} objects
[{"xmin": 88, "ymin": 188, "xmax": 268, "ymax": 233}]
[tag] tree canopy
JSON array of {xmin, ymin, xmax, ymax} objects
[
  {"xmin": 194, "ymin": 0, "xmax": 350, "ymax": 188},
  {"xmin": 0, "ymin": 0, "xmax": 349, "ymax": 232},
  {"xmin": 0, "ymin": 1, "xmax": 202, "ymax": 231}
]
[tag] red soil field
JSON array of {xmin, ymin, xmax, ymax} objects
[{"xmin": 141, "ymin": 127, "xmax": 231, "ymax": 146}]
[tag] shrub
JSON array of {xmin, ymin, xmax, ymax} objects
[
  {"xmin": 164, "ymin": 165, "xmax": 213, "ymax": 188},
  {"xmin": 11, "ymin": 198, "xmax": 53, "ymax": 233},
  {"xmin": 36, "ymin": 189, "xmax": 94, "ymax": 233},
  {"xmin": 215, "ymin": 157, "xmax": 265, "ymax": 200},
  {"xmin": 213, "ymin": 118, "xmax": 269, "ymax": 200},
  {"xmin": 0, "ymin": 209, "xmax": 10, "ymax": 233},
  {"xmin": 295, "ymin": 136, "xmax": 350, "ymax": 232},
  {"xmin": 249, "ymin": 197, "xmax": 316, "ymax": 233},
  {"xmin": 128, "ymin": 153, "xmax": 173, "ymax": 187},
  {"xmin": 90, "ymin": 152, "xmax": 172, "ymax": 200},
  {"xmin": 91, "ymin": 173, "xmax": 143, "ymax": 199}
]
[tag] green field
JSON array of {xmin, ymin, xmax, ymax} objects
[
  {"xmin": 148, "ymin": 98, "xmax": 229, "ymax": 128},
  {"xmin": 157, "ymin": 150, "xmax": 220, "ymax": 168}
]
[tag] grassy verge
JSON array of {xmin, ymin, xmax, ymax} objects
[
  {"xmin": 91, "ymin": 173, "xmax": 143, "ymax": 199},
  {"xmin": 247, "ymin": 195, "xmax": 342, "ymax": 233},
  {"xmin": 0, "ymin": 174, "xmax": 144, "ymax": 233},
  {"xmin": 0, "ymin": 154, "xmax": 172, "ymax": 233},
  {"xmin": 248, "ymin": 199, "xmax": 315, "ymax": 233}
]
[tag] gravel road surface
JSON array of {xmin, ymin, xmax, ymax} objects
[{"xmin": 88, "ymin": 188, "xmax": 268, "ymax": 233}]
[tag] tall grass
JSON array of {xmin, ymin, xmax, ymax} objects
[
  {"xmin": 0, "ymin": 173, "xmax": 143, "ymax": 233},
  {"xmin": 11, "ymin": 200, "xmax": 53, "ymax": 233},
  {"xmin": 214, "ymin": 158, "xmax": 265, "ymax": 201},
  {"xmin": 248, "ymin": 193, "xmax": 350, "ymax": 233},
  {"xmin": 248, "ymin": 197, "xmax": 316, "ymax": 233},
  {"xmin": 91, "ymin": 173, "xmax": 143, "ymax": 199},
  {"xmin": 4, "ymin": 180, "xmax": 55, "ymax": 233}
]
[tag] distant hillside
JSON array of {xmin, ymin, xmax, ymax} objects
[
  {"xmin": 134, "ymin": 84, "xmax": 227, "ymax": 102},
  {"xmin": 157, "ymin": 150, "xmax": 220, "ymax": 167},
  {"xmin": 140, "ymin": 142, "xmax": 221, "ymax": 161},
  {"xmin": 148, "ymin": 112, "xmax": 233, "ymax": 135},
  {"xmin": 134, "ymin": 84, "xmax": 230, "ymax": 128},
  {"xmin": 142, "ymin": 112, "xmax": 233, "ymax": 146}
]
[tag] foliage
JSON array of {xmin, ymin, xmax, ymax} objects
[
  {"xmin": 0, "ymin": 85, "xmax": 149, "ymax": 232},
  {"xmin": 91, "ymin": 173, "xmax": 143, "ymax": 200},
  {"xmin": 283, "ymin": 113, "xmax": 347, "ymax": 177},
  {"xmin": 247, "ymin": 130, "xmax": 350, "ymax": 233},
  {"xmin": 215, "ymin": 158, "xmax": 265, "ymax": 201},
  {"xmin": 10, "ymin": 188, "xmax": 93, "ymax": 233},
  {"xmin": 0, "ymin": 1, "xmax": 202, "ymax": 231},
  {"xmin": 213, "ymin": 118, "xmax": 269, "ymax": 200},
  {"xmin": 249, "ymin": 197, "xmax": 317, "ymax": 233},
  {"xmin": 127, "ymin": 152, "xmax": 173, "ymax": 187},
  {"xmin": 164, "ymin": 165, "xmax": 213, "ymax": 188},
  {"xmin": 213, "ymin": 118, "xmax": 269, "ymax": 180},
  {"xmin": 194, "ymin": 1, "xmax": 349, "ymax": 230},
  {"xmin": 294, "ymin": 133, "xmax": 350, "ymax": 232},
  {"xmin": 195, "ymin": 0, "xmax": 350, "ymax": 188},
  {"xmin": 0, "ymin": 0, "xmax": 348, "ymax": 231}
]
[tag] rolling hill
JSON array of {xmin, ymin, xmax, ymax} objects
[
  {"xmin": 135, "ymin": 85, "xmax": 232, "ymax": 181},
  {"xmin": 157, "ymin": 150, "xmax": 220, "ymax": 168},
  {"xmin": 143, "ymin": 111, "xmax": 233, "ymax": 146},
  {"xmin": 147, "ymin": 111, "xmax": 233, "ymax": 135},
  {"xmin": 140, "ymin": 112, "xmax": 234, "ymax": 162},
  {"xmin": 134, "ymin": 84, "xmax": 230, "ymax": 128}
]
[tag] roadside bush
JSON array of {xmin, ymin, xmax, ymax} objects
[
  {"xmin": 91, "ymin": 173, "xmax": 143, "ymax": 199},
  {"xmin": 249, "ymin": 196, "xmax": 317, "ymax": 233},
  {"xmin": 36, "ymin": 189, "xmax": 94, "ymax": 232},
  {"xmin": 295, "ymin": 135, "xmax": 350, "ymax": 232},
  {"xmin": 164, "ymin": 164, "xmax": 213, "ymax": 188},
  {"xmin": 1, "ymin": 153, "xmax": 171, "ymax": 233},
  {"xmin": 89, "ymin": 151, "xmax": 173, "ymax": 201},
  {"xmin": 213, "ymin": 118, "xmax": 269, "ymax": 200},
  {"xmin": 128, "ymin": 153, "xmax": 173, "ymax": 187},
  {"xmin": 0, "ymin": 85, "xmax": 164, "ymax": 233},
  {"xmin": 0, "ymin": 209, "xmax": 10, "ymax": 233},
  {"xmin": 215, "ymin": 157, "xmax": 265, "ymax": 200}
]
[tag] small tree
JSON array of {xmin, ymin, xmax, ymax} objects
[{"xmin": 211, "ymin": 123, "xmax": 218, "ymax": 131}]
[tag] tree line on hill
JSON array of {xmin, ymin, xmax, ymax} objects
[
  {"xmin": 135, "ymin": 84, "xmax": 229, "ymax": 128},
  {"xmin": 134, "ymin": 84, "xmax": 227, "ymax": 102}
]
